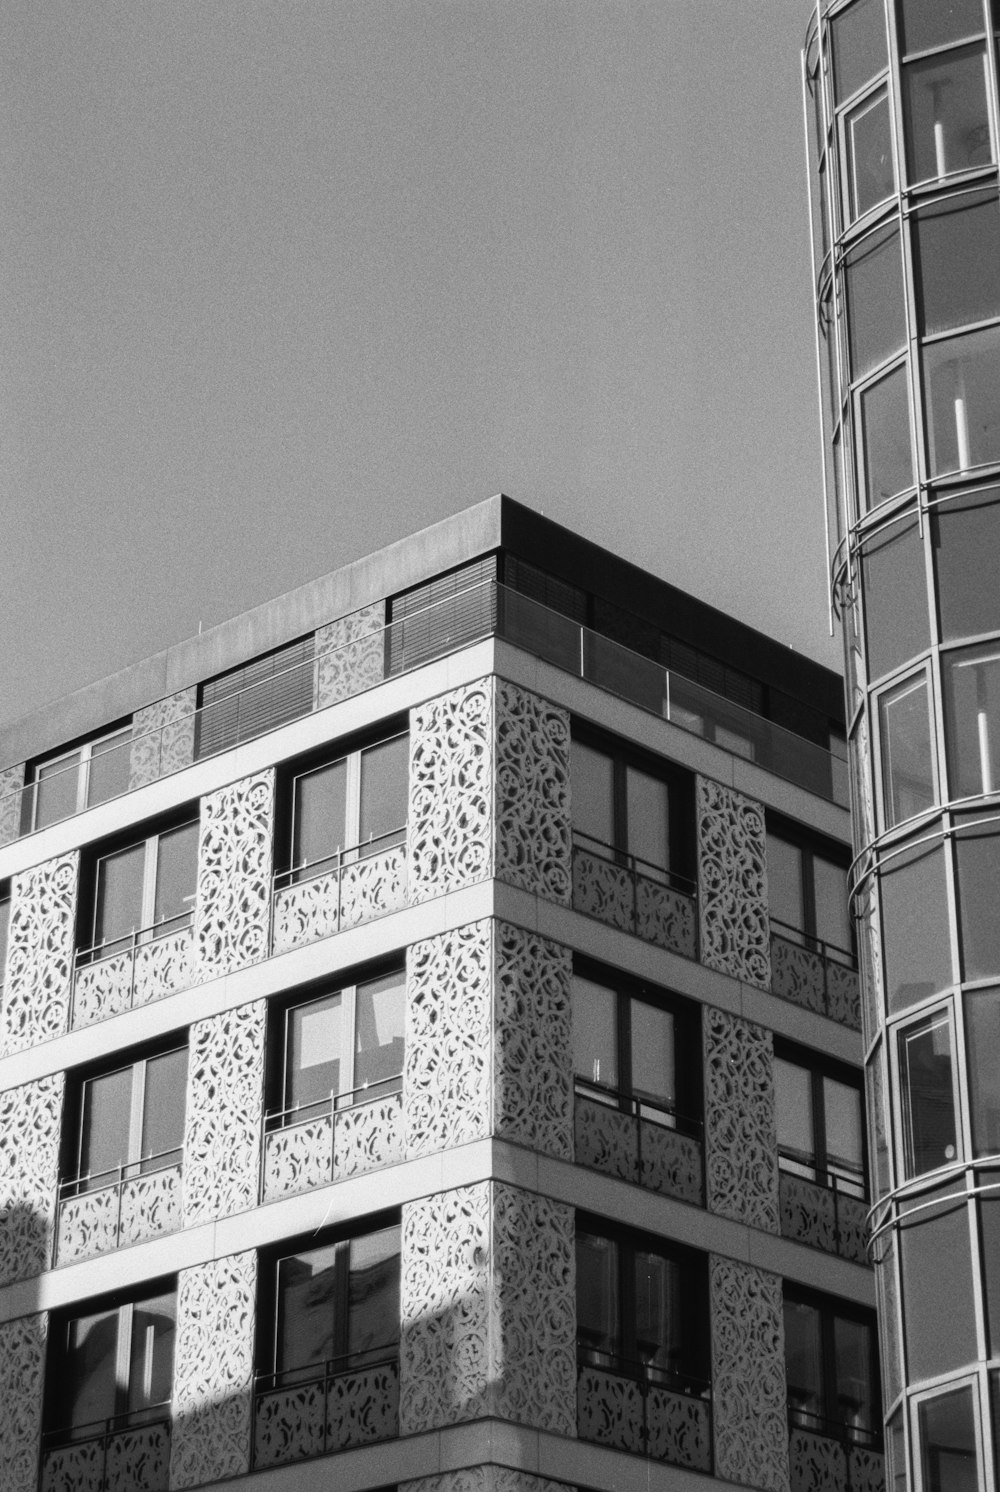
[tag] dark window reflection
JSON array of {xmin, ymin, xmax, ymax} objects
[
  {"xmin": 915, "ymin": 192, "xmax": 1000, "ymax": 336},
  {"xmin": 831, "ymin": 0, "xmax": 888, "ymax": 104},
  {"xmin": 844, "ymin": 87, "xmax": 895, "ymax": 221},
  {"xmin": 902, "ymin": 1189, "xmax": 977, "ymax": 1382},
  {"xmin": 273, "ymin": 1225, "xmax": 400, "ymax": 1380},
  {"xmin": 904, "ymin": 45, "xmax": 992, "ymax": 183},
  {"xmin": 934, "ymin": 486, "xmax": 1000, "ymax": 641},
  {"xmin": 861, "ymin": 518, "xmax": 929, "ymax": 682},
  {"xmin": 900, "ymin": 0, "xmax": 985, "ymax": 55},
  {"xmin": 880, "ymin": 837, "xmax": 953, "ymax": 1012},
  {"xmin": 858, "ymin": 363, "xmax": 914, "ymax": 509},
  {"xmin": 899, "ymin": 1013, "xmax": 958, "ymax": 1177},
  {"xmin": 783, "ymin": 1296, "xmax": 880, "ymax": 1442},
  {"xmin": 980, "ymin": 1183, "xmax": 1000, "ymax": 1355},
  {"xmin": 943, "ymin": 643, "xmax": 1000, "ymax": 797},
  {"xmin": 966, "ymin": 997, "xmax": 1000, "ymax": 1156},
  {"xmin": 924, "ymin": 323, "xmax": 1000, "ymax": 475},
  {"xmin": 846, "ymin": 227, "xmax": 906, "ymax": 380},
  {"xmin": 955, "ymin": 816, "xmax": 1000, "ymax": 980},
  {"xmin": 918, "ymin": 1385, "xmax": 979, "ymax": 1492}
]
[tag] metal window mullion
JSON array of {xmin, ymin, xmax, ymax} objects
[
  {"xmin": 130, "ymin": 1061, "xmax": 146, "ymax": 1172},
  {"xmin": 346, "ymin": 751, "xmax": 362, "ymax": 852},
  {"xmin": 77, "ymin": 741, "xmax": 92, "ymax": 815},
  {"xmin": 141, "ymin": 836, "xmax": 158, "ymax": 939},
  {"xmin": 344, "ymin": 983, "xmax": 358, "ymax": 1097},
  {"xmin": 115, "ymin": 1301, "xmax": 133, "ymax": 1419}
]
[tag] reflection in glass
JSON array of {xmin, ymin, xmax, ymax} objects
[
  {"xmin": 576, "ymin": 1231, "xmax": 618, "ymax": 1361},
  {"xmin": 915, "ymin": 191, "xmax": 1000, "ymax": 336},
  {"xmin": 354, "ymin": 973, "xmax": 405, "ymax": 1092},
  {"xmin": 965, "ymin": 991, "xmax": 1000, "ymax": 1155},
  {"xmin": 87, "ymin": 730, "xmax": 131, "ymax": 809},
  {"xmin": 35, "ymin": 752, "xmax": 82, "ymax": 830},
  {"xmin": 766, "ymin": 834, "xmax": 804, "ymax": 937},
  {"xmin": 630, "ymin": 999, "xmax": 675, "ymax": 1112},
  {"xmin": 634, "ymin": 1249, "xmax": 681, "ymax": 1377},
  {"xmin": 834, "ymin": 1315, "xmax": 875, "ymax": 1437},
  {"xmin": 846, "ymin": 227, "xmax": 906, "ymax": 380},
  {"xmin": 899, "ymin": 1014, "xmax": 957, "ymax": 1177},
  {"xmin": 900, "ymin": 0, "xmax": 986, "ymax": 57},
  {"xmin": 275, "ymin": 1227, "xmax": 399, "ymax": 1376},
  {"xmin": 904, "ymin": 45, "xmax": 992, "ymax": 183},
  {"xmin": 878, "ymin": 673, "xmax": 936, "ymax": 826},
  {"xmin": 784, "ymin": 1300, "xmax": 823, "ymax": 1426},
  {"xmin": 844, "ymin": 87, "xmax": 894, "ymax": 220},
  {"xmin": 934, "ymin": 486, "xmax": 1000, "ymax": 641},
  {"xmin": 858, "ymin": 363, "xmax": 913, "ymax": 509},
  {"xmin": 918, "ymin": 1386, "xmax": 978, "ymax": 1492},
  {"xmin": 293, "ymin": 759, "xmax": 347, "ymax": 875},
  {"xmin": 626, "ymin": 765, "xmax": 669, "ymax": 876},
  {"xmin": 572, "ymin": 976, "xmax": 617, "ymax": 1090},
  {"xmin": 861, "ymin": 519, "xmax": 929, "ymax": 682},
  {"xmin": 154, "ymin": 822, "xmax": 199, "ymax": 928},
  {"xmin": 775, "ymin": 1059, "xmax": 815, "ymax": 1178},
  {"xmin": 955, "ymin": 818, "xmax": 1000, "ymax": 979},
  {"xmin": 944, "ymin": 643, "xmax": 1000, "ymax": 796},
  {"xmin": 979, "ymin": 1177, "xmax": 1000, "ymax": 1354},
  {"xmin": 359, "ymin": 735, "xmax": 408, "ymax": 849},
  {"xmin": 287, "ymin": 993, "xmax": 343, "ymax": 1109},
  {"xmin": 831, "ymin": 0, "xmax": 887, "ymax": 104},
  {"xmin": 881, "ymin": 838, "xmax": 953, "ymax": 1011},
  {"xmin": 924, "ymin": 323, "xmax": 1000, "ymax": 475},
  {"xmin": 814, "ymin": 856, "xmax": 852, "ymax": 954},
  {"xmin": 825, "ymin": 1076, "xmax": 864, "ymax": 1187}
]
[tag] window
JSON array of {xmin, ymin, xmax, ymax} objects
[
  {"xmin": 261, "ymin": 1221, "xmax": 400, "ymax": 1386},
  {"xmin": 783, "ymin": 1291, "xmax": 880, "ymax": 1445},
  {"xmin": 924, "ymin": 322, "xmax": 1000, "ymax": 476},
  {"xmin": 903, "ymin": 42, "xmax": 993, "ymax": 185},
  {"xmin": 933, "ymin": 484, "xmax": 1000, "ymax": 643},
  {"xmin": 571, "ymin": 968, "xmax": 700, "ymax": 1132},
  {"xmin": 576, "ymin": 1220, "xmax": 708, "ymax": 1391},
  {"xmin": 859, "ymin": 516, "xmax": 930, "ymax": 684},
  {"xmin": 775, "ymin": 1045, "xmax": 865, "ymax": 1197},
  {"xmin": 571, "ymin": 730, "xmax": 694, "ymax": 887},
  {"xmin": 766, "ymin": 820, "xmax": 853, "ymax": 963},
  {"xmin": 898, "ymin": 1009, "xmax": 959, "ymax": 1178},
  {"xmin": 85, "ymin": 818, "xmax": 199, "ymax": 960},
  {"xmin": 196, "ymin": 636, "xmax": 314, "ymax": 759},
  {"xmin": 841, "ymin": 85, "xmax": 895, "ymax": 223},
  {"xmin": 284, "ymin": 730, "xmax": 408, "ymax": 884},
  {"xmin": 30, "ymin": 725, "xmax": 132, "ymax": 831},
  {"xmin": 272, "ymin": 969, "xmax": 405, "ymax": 1124},
  {"xmin": 944, "ymin": 643, "xmax": 1000, "ymax": 796},
  {"xmin": 917, "ymin": 1386, "xmax": 979, "ymax": 1492},
  {"xmin": 830, "ymin": 0, "xmax": 887, "ymax": 106},
  {"xmin": 856, "ymin": 362, "xmax": 914, "ymax": 511},
  {"xmin": 387, "ymin": 557, "xmax": 496, "ymax": 674},
  {"xmin": 845, "ymin": 225, "xmax": 906, "ymax": 381},
  {"xmin": 877, "ymin": 668, "xmax": 937, "ymax": 827},
  {"xmin": 954, "ymin": 812, "xmax": 1000, "ymax": 980},
  {"xmin": 44, "ymin": 1284, "xmax": 176, "ymax": 1448},
  {"xmin": 68, "ymin": 1046, "xmax": 187, "ymax": 1194}
]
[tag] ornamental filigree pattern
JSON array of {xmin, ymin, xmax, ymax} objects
[
  {"xmin": 105, "ymin": 1423, "xmax": 170, "ymax": 1492},
  {"xmin": 327, "ymin": 1362, "xmax": 399, "ymax": 1450},
  {"xmin": 647, "ymin": 1385, "xmax": 712, "ymax": 1470},
  {"xmin": 838, "ymin": 1194, "xmax": 870, "ymax": 1264},
  {"xmin": 3, "ymin": 852, "xmax": 78, "ymax": 1054},
  {"xmin": 0, "ymin": 1073, "xmax": 62, "ymax": 1284},
  {"xmin": 128, "ymin": 688, "xmax": 197, "ymax": 789},
  {"xmin": 641, "ymin": 1123, "xmax": 704, "ymax": 1206},
  {"xmin": 697, "ymin": 778, "xmax": 769, "ymax": 989},
  {"xmin": 399, "ymin": 1182, "xmax": 574, "ymax": 1435},
  {"xmin": 272, "ymin": 847, "xmax": 407, "ymax": 954},
  {"xmin": 403, "ymin": 1472, "xmax": 569, "ymax": 1492},
  {"xmin": 574, "ymin": 1097, "xmax": 637, "ymax": 1181},
  {"xmin": 253, "ymin": 1363, "xmax": 398, "ymax": 1469},
  {"xmin": 183, "ymin": 1001, "xmax": 265, "ymax": 1226},
  {"xmin": 262, "ymin": 1118, "xmax": 332, "ymax": 1202},
  {"xmin": 573, "ymin": 849, "xmax": 634, "ymax": 930},
  {"xmin": 272, "ymin": 872, "xmax": 340, "ymax": 953},
  {"xmin": 195, "ymin": 772, "xmax": 274, "ymax": 976},
  {"xmin": 408, "ymin": 680, "xmax": 493, "ymax": 900},
  {"xmin": 169, "ymin": 1251, "xmax": 257, "ymax": 1488},
  {"xmin": 704, "ymin": 1006, "xmax": 779, "ymax": 1231},
  {"xmin": 314, "ymin": 604, "xmax": 385, "ymax": 708},
  {"xmin": 261, "ymin": 1095, "xmax": 404, "ymax": 1203},
  {"xmin": 0, "ymin": 762, "xmax": 24, "ymax": 849},
  {"xmin": 254, "ymin": 1381, "xmax": 325, "ymax": 1469},
  {"xmin": 55, "ymin": 1187, "xmax": 119, "ymax": 1265},
  {"xmin": 494, "ymin": 681, "xmax": 571, "ymax": 902},
  {"xmin": 118, "ymin": 1167, "xmax": 182, "ymax": 1248},
  {"xmin": 779, "ymin": 1173, "xmax": 837, "ymax": 1255},
  {"xmin": 577, "ymin": 1368, "xmax": 642, "ymax": 1451},
  {"xmin": 40, "ymin": 1439, "xmax": 104, "ymax": 1492},
  {"xmin": 635, "ymin": 876, "xmax": 698, "ymax": 957},
  {"xmin": 72, "ymin": 930, "xmax": 198, "ymax": 1029},
  {"xmin": 404, "ymin": 922, "xmax": 492, "ymax": 1156},
  {"xmin": 494, "ymin": 923, "xmax": 572, "ymax": 1159},
  {"xmin": 827, "ymin": 962, "xmax": 861, "ymax": 1031},
  {"xmin": 0, "ymin": 1314, "xmax": 46, "ymax": 1492},
  {"xmin": 771, "ymin": 934, "xmax": 827, "ymax": 1015},
  {"xmin": 710, "ymin": 1257, "xmax": 789, "ymax": 1491},
  {"xmin": 789, "ymin": 1427, "xmax": 847, "ymax": 1492},
  {"xmin": 849, "ymin": 1446, "xmax": 886, "ymax": 1492}
]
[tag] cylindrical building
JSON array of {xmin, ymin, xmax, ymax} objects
[{"xmin": 804, "ymin": 2, "xmax": 1000, "ymax": 1489}]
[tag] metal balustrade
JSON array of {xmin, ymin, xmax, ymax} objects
[
  {"xmin": 577, "ymin": 1356, "xmax": 712, "ymax": 1471},
  {"xmin": 778, "ymin": 1163, "xmax": 870, "ymax": 1265},
  {"xmin": 787, "ymin": 1411, "xmax": 884, "ymax": 1492},
  {"xmin": 769, "ymin": 918, "xmax": 861, "ymax": 1030},
  {"xmin": 252, "ymin": 1351, "xmax": 399, "ymax": 1470},
  {"xmin": 260, "ymin": 1082, "xmax": 404, "ymax": 1204},
  {"xmin": 571, "ymin": 832, "xmax": 698, "ymax": 959},
  {"xmin": 573, "ymin": 1085, "xmax": 704, "ymax": 1206},
  {"xmin": 71, "ymin": 913, "xmax": 196, "ymax": 1030},
  {"xmin": 54, "ymin": 1151, "xmax": 183, "ymax": 1267},
  {"xmin": 271, "ymin": 827, "xmax": 407, "ymax": 956},
  {"xmin": 40, "ymin": 1410, "xmax": 171, "ymax": 1492}
]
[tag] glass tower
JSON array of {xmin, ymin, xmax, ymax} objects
[{"xmin": 804, "ymin": 2, "xmax": 1000, "ymax": 1489}]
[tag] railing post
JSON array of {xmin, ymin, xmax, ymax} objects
[
  {"xmin": 116, "ymin": 1163, "xmax": 125, "ymax": 1251},
  {"xmin": 330, "ymin": 1091, "xmax": 337, "ymax": 1185}
]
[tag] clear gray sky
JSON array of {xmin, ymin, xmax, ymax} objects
[{"xmin": 1, "ymin": 0, "xmax": 836, "ymax": 734}]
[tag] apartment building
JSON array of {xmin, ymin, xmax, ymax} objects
[{"xmin": 0, "ymin": 494, "xmax": 876, "ymax": 1492}]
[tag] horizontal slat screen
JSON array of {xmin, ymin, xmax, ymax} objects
[
  {"xmin": 196, "ymin": 636, "xmax": 315, "ymax": 758},
  {"xmin": 387, "ymin": 557, "xmax": 498, "ymax": 675}
]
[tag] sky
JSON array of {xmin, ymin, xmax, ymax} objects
[{"xmin": 0, "ymin": 0, "xmax": 836, "ymax": 735}]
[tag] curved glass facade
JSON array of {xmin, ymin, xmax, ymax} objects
[{"xmin": 805, "ymin": 2, "xmax": 1000, "ymax": 1488}]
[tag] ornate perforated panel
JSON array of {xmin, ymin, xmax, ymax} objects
[
  {"xmin": 327, "ymin": 1362, "xmax": 399, "ymax": 1450},
  {"xmin": 183, "ymin": 1001, "xmax": 265, "ymax": 1225},
  {"xmin": 315, "ymin": 603, "xmax": 385, "ymax": 708},
  {"xmin": 72, "ymin": 930, "xmax": 198, "ymax": 1029},
  {"xmin": 710, "ymin": 1257, "xmax": 789, "ymax": 1491},
  {"xmin": 0, "ymin": 1314, "xmax": 46, "ymax": 1492},
  {"xmin": 55, "ymin": 1187, "xmax": 118, "ymax": 1266},
  {"xmin": 849, "ymin": 1446, "xmax": 886, "ymax": 1492},
  {"xmin": 788, "ymin": 1428, "xmax": 847, "ymax": 1492},
  {"xmin": 195, "ymin": 771, "xmax": 274, "ymax": 976},
  {"xmin": 827, "ymin": 963, "xmax": 861, "ymax": 1030},
  {"xmin": 494, "ymin": 923, "xmax": 572, "ymax": 1159},
  {"xmin": 575, "ymin": 1097, "xmax": 637, "ymax": 1180},
  {"xmin": 0, "ymin": 762, "xmax": 24, "ymax": 849},
  {"xmin": 409, "ymin": 680, "xmax": 493, "ymax": 900},
  {"xmin": 400, "ymin": 1181, "xmax": 575, "ymax": 1435},
  {"xmin": 635, "ymin": 877, "xmax": 698, "ymax": 956},
  {"xmin": 253, "ymin": 1362, "xmax": 398, "ymax": 1469},
  {"xmin": 697, "ymin": 778, "xmax": 769, "ymax": 988},
  {"xmin": 3, "ymin": 852, "xmax": 78, "ymax": 1054},
  {"xmin": 778, "ymin": 1173, "xmax": 837, "ymax": 1255},
  {"xmin": 404, "ymin": 922, "xmax": 492, "ymax": 1156},
  {"xmin": 641, "ymin": 1123, "xmax": 704, "ymax": 1205},
  {"xmin": 272, "ymin": 847, "xmax": 407, "ymax": 954},
  {"xmin": 261, "ymin": 1095, "xmax": 403, "ymax": 1203},
  {"xmin": 0, "ymin": 1073, "xmax": 62, "ymax": 1284},
  {"xmin": 169, "ymin": 1251, "xmax": 257, "ymax": 1488},
  {"xmin": 128, "ymin": 688, "xmax": 197, "ymax": 789},
  {"xmin": 403, "ymin": 1472, "xmax": 570, "ymax": 1492},
  {"xmin": 105, "ymin": 1423, "xmax": 170, "ymax": 1492},
  {"xmin": 704, "ymin": 1006, "xmax": 779, "ymax": 1231},
  {"xmin": 494, "ymin": 681, "xmax": 571, "ymax": 901},
  {"xmin": 771, "ymin": 936, "xmax": 827, "ymax": 1014},
  {"xmin": 647, "ymin": 1385, "xmax": 713, "ymax": 1469},
  {"xmin": 572, "ymin": 849, "xmax": 633, "ymax": 931}
]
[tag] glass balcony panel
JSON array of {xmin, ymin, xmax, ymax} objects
[
  {"xmin": 916, "ymin": 191, "xmax": 1000, "ymax": 336},
  {"xmin": 943, "ymin": 642, "xmax": 1000, "ymax": 796},
  {"xmin": 924, "ymin": 322, "xmax": 1000, "ymax": 475},
  {"xmin": 861, "ymin": 517, "xmax": 929, "ymax": 683},
  {"xmin": 846, "ymin": 226, "xmax": 906, "ymax": 380},
  {"xmin": 965, "ymin": 994, "xmax": 1000, "ymax": 1155},
  {"xmin": 880, "ymin": 837, "xmax": 953, "ymax": 1011},
  {"xmin": 900, "ymin": 0, "xmax": 985, "ymax": 55},
  {"xmin": 86, "ymin": 730, "xmax": 131, "ymax": 808},
  {"xmin": 934, "ymin": 485, "xmax": 1000, "ymax": 641},
  {"xmin": 918, "ymin": 1384, "xmax": 979, "ymax": 1491},
  {"xmin": 955, "ymin": 816, "xmax": 1000, "ymax": 979},
  {"xmin": 831, "ymin": 0, "xmax": 888, "ymax": 104},
  {"xmin": 844, "ymin": 86, "xmax": 895, "ymax": 221},
  {"xmin": 904, "ymin": 45, "xmax": 992, "ymax": 184},
  {"xmin": 857, "ymin": 362, "xmax": 914, "ymax": 510},
  {"xmin": 878, "ymin": 672, "xmax": 936, "ymax": 827},
  {"xmin": 35, "ymin": 752, "xmax": 82, "ymax": 829}
]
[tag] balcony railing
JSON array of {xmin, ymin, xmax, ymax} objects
[
  {"xmin": 577, "ymin": 1356, "xmax": 712, "ymax": 1472},
  {"xmin": 40, "ymin": 1409, "xmax": 171, "ymax": 1492},
  {"xmin": 252, "ymin": 1351, "xmax": 398, "ymax": 1471},
  {"xmin": 778, "ymin": 1163, "xmax": 869, "ymax": 1265},
  {"xmin": 54, "ymin": 1150, "xmax": 183, "ymax": 1267},
  {"xmin": 770, "ymin": 920, "xmax": 860, "ymax": 1030},
  {"xmin": 573, "ymin": 1085, "xmax": 704, "ymax": 1207},
  {"xmin": 787, "ymin": 1413, "xmax": 884, "ymax": 1492},
  {"xmin": 71, "ymin": 913, "xmax": 196, "ymax": 1030},
  {"xmin": 260, "ymin": 1082, "xmax": 404, "ymax": 1204},
  {"xmin": 0, "ymin": 578, "xmax": 848, "ymax": 848},
  {"xmin": 571, "ymin": 833, "xmax": 697, "ymax": 959},
  {"xmin": 271, "ymin": 828, "xmax": 407, "ymax": 956}
]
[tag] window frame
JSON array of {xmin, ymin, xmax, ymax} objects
[
  {"xmin": 29, "ymin": 723, "xmax": 133, "ymax": 831},
  {"xmin": 774, "ymin": 1039, "xmax": 868, "ymax": 1199},
  {"xmin": 894, "ymin": 1003, "xmax": 962, "ymax": 1180},
  {"xmin": 873, "ymin": 661, "xmax": 939, "ymax": 830},
  {"xmin": 0, "ymin": 883, "xmax": 9, "ymax": 991},
  {"xmin": 64, "ymin": 1041, "xmax": 188, "ymax": 1195},
  {"xmin": 766, "ymin": 813, "xmax": 855, "ymax": 965},
  {"xmin": 84, "ymin": 814, "xmax": 200, "ymax": 961},
  {"xmin": 783, "ymin": 1284, "xmax": 882, "ymax": 1448}
]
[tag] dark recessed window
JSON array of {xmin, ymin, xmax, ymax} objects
[
  {"xmin": 898, "ymin": 1010, "xmax": 959, "ymax": 1178},
  {"xmin": 281, "ymin": 730, "xmax": 408, "ymax": 885},
  {"xmin": 766, "ymin": 819, "xmax": 852, "ymax": 962},
  {"xmin": 775, "ymin": 1045, "xmax": 865, "ymax": 1197},
  {"xmin": 82, "ymin": 817, "xmax": 199, "ymax": 961},
  {"xmin": 29, "ymin": 724, "xmax": 132, "ymax": 831},
  {"xmin": 570, "ymin": 729, "xmax": 694, "ymax": 888},
  {"xmin": 783, "ymin": 1290, "xmax": 880, "ymax": 1445},
  {"xmin": 933, "ymin": 485, "xmax": 1000, "ymax": 642},
  {"xmin": 857, "ymin": 362, "xmax": 914, "ymax": 510}
]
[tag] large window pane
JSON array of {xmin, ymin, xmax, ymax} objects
[
  {"xmin": 576, "ymin": 1232, "xmax": 618, "ymax": 1361},
  {"xmin": 846, "ymin": 227, "xmax": 906, "ymax": 379},
  {"xmin": 916, "ymin": 192, "xmax": 1000, "ymax": 335},
  {"xmin": 572, "ymin": 976, "xmax": 617, "ymax": 1089},
  {"xmin": 918, "ymin": 1385, "xmax": 979, "ymax": 1492},
  {"xmin": 140, "ymin": 1050, "xmax": 187, "ymax": 1167},
  {"xmin": 904, "ymin": 45, "xmax": 992, "ymax": 184},
  {"xmin": 899, "ymin": 1013, "xmax": 958, "ymax": 1176},
  {"xmin": 980, "ymin": 1177, "xmax": 1000, "ymax": 1354},
  {"xmin": 572, "ymin": 741, "xmax": 615, "ymax": 848},
  {"xmin": 776, "ymin": 1059, "xmax": 816, "ymax": 1174},
  {"xmin": 833, "ymin": 1316, "xmax": 875, "ymax": 1436},
  {"xmin": 844, "ymin": 86, "xmax": 895, "ymax": 221},
  {"xmin": 35, "ymin": 752, "xmax": 81, "ymax": 829},
  {"xmin": 634, "ymin": 1250, "xmax": 680, "ymax": 1376},
  {"xmin": 153, "ymin": 822, "xmax": 199, "ymax": 929},
  {"xmin": 784, "ymin": 1300, "xmax": 823, "ymax": 1426},
  {"xmin": 934, "ymin": 486, "xmax": 1000, "ymax": 641},
  {"xmin": 825, "ymin": 1077, "xmax": 864, "ymax": 1185},
  {"xmin": 94, "ymin": 844, "xmax": 145, "ymax": 951},
  {"xmin": 900, "ymin": 0, "xmax": 985, "ymax": 54},
  {"xmin": 630, "ymin": 999, "xmax": 675, "ymax": 1111},
  {"xmin": 878, "ymin": 673, "xmax": 936, "ymax": 826},
  {"xmin": 814, "ymin": 856, "xmax": 852, "ymax": 954},
  {"xmin": 858, "ymin": 363, "xmax": 914, "ymax": 509},
  {"xmin": 955, "ymin": 817, "xmax": 1000, "ymax": 979},
  {"xmin": 87, "ymin": 729, "xmax": 131, "ymax": 809},
  {"xmin": 965, "ymin": 991, "xmax": 1000, "ymax": 1155},
  {"xmin": 66, "ymin": 1308, "xmax": 119, "ymax": 1428},
  {"xmin": 293, "ymin": 759, "xmax": 347, "ymax": 874},
  {"xmin": 902, "ymin": 1189, "xmax": 977, "ymax": 1380},
  {"xmin": 127, "ymin": 1292, "xmax": 176, "ymax": 1414},
  {"xmin": 944, "ymin": 643, "xmax": 1000, "ymax": 796},
  {"xmin": 881, "ymin": 837, "xmax": 953, "ymax": 1010},
  {"xmin": 347, "ymin": 1226, "xmax": 400, "ymax": 1362},
  {"xmin": 861, "ymin": 519, "xmax": 929, "ymax": 682},
  {"xmin": 831, "ymin": 0, "xmax": 888, "ymax": 103},
  {"xmin": 925, "ymin": 323, "xmax": 1000, "ymax": 475},
  {"xmin": 359, "ymin": 735, "xmax": 408, "ymax": 849},
  {"xmin": 0, "ymin": 896, "xmax": 9, "ymax": 986},
  {"xmin": 287, "ymin": 993, "xmax": 344, "ymax": 1109},
  {"xmin": 277, "ymin": 1242, "xmax": 339, "ymax": 1373},
  {"xmin": 766, "ymin": 833, "xmax": 804, "ymax": 936},
  {"xmin": 354, "ymin": 973, "xmax": 405, "ymax": 1091},
  {"xmin": 80, "ymin": 1067, "xmax": 132, "ymax": 1181},
  {"xmin": 626, "ymin": 765, "xmax": 669, "ymax": 875}
]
